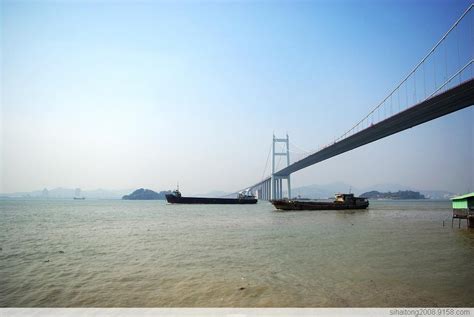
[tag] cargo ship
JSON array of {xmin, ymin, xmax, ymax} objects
[
  {"xmin": 271, "ymin": 193, "xmax": 369, "ymax": 211},
  {"xmin": 166, "ymin": 188, "xmax": 257, "ymax": 204}
]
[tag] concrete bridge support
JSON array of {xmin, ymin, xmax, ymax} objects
[
  {"xmin": 256, "ymin": 178, "xmax": 272, "ymax": 200},
  {"xmin": 271, "ymin": 176, "xmax": 291, "ymax": 200},
  {"xmin": 271, "ymin": 134, "xmax": 291, "ymax": 200}
]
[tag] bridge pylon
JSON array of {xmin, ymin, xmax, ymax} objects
[{"xmin": 272, "ymin": 134, "xmax": 291, "ymax": 200}]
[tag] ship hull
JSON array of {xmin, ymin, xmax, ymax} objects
[
  {"xmin": 271, "ymin": 199, "xmax": 369, "ymax": 211},
  {"xmin": 166, "ymin": 195, "xmax": 257, "ymax": 204}
]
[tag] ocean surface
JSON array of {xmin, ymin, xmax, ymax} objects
[{"xmin": 0, "ymin": 199, "xmax": 473, "ymax": 307}]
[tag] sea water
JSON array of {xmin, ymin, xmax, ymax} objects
[{"xmin": 0, "ymin": 199, "xmax": 473, "ymax": 307}]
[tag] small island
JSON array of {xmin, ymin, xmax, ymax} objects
[
  {"xmin": 122, "ymin": 188, "xmax": 171, "ymax": 200},
  {"xmin": 360, "ymin": 190, "xmax": 426, "ymax": 200}
]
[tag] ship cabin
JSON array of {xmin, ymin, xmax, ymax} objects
[
  {"xmin": 451, "ymin": 192, "xmax": 474, "ymax": 228},
  {"xmin": 335, "ymin": 193, "xmax": 368, "ymax": 206},
  {"xmin": 238, "ymin": 189, "xmax": 256, "ymax": 200},
  {"xmin": 171, "ymin": 189, "xmax": 182, "ymax": 198}
]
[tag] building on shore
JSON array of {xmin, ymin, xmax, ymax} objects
[{"xmin": 451, "ymin": 192, "xmax": 474, "ymax": 228}]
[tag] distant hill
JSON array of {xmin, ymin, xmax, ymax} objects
[
  {"xmin": 291, "ymin": 182, "xmax": 354, "ymax": 199},
  {"xmin": 419, "ymin": 190, "xmax": 456, "ymax": 200},
  {"xmin": 0, "ymin": 187, "xmax": 133, "ymax": 199},
  {"xmin": 122, "ymin": 188, "xmax": 171, "ymax": 200},
  {"xmin": 82, "ymin": 188, "xmax": 134, "ymax": 199},
  {"xmin": 358, "ymin": 183, "xmax": 415, "ymax": 194},
  {"xmin": 289, "ymin": 183, "xmax": 455, "ymax": 200},
  {"xmin": 360, "ymin": 190, "xmax": 426, "ymax": 200},
  {"xmin": 0, "ymin": 184, "xmax": 456, "ymax": 200}
]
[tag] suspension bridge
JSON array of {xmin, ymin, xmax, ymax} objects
[{"xmin": 238, "ymin": 4, "xmax": 474, "ymax": 201}]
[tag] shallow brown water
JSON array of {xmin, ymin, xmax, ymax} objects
[{"xmin": 0, "ymin": 199, "xmax": 473, "ymax": 307}]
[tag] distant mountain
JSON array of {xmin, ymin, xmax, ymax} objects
[
  {"xmin": 361, "ymin": 186, "xmax": 455, "ymax": 199},
  {"xmin": 0, "ymin": 187, "xmax": 134, "ymax": 199},
  {"xmin": 0, "ymin": 184, "xmax": 457, "ymax": 200},
  {"xmin": 360, "ymin": 190, "xmax": 426, "ymax": 200},
  {"xmin": 291, "ymin": 182, "xmax": 354, "ymax": 199},
  {"xmin": 358, "ymin": 183, "xmax": 415, "ymax": 194},
  {"xmin": 0, "ymin": 187, "xmax": 77, "ymax": 199},
  {"xmin": 82, "ymin": 188, "xmax": 133, "ymax": 199},
  {"xmin": 290, "ymin": 183, "xmax": 455, "ymax": 200},
  {"xmin": 419, "ymin": 190, "xmax": 456, "ymax": 200},
  {"xmin": 122, "ymin": 188, "xmax": 171, "ymax": 200}
]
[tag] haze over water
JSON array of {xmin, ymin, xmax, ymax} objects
[{"xmin": 1, "ymin": 199, "xmax": 473, "ymax": 307}]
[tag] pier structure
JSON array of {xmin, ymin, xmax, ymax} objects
[{"xmin": 451, "ymin": 193, "xmax": 474, "ymax": 228}]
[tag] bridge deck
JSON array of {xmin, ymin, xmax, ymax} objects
[{"xmin": 274, "ymin": 78, "xmax": 474, "ymax": 177}]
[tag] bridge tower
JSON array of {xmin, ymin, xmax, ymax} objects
[{"xmin": 272, "ymin": 134, "xmax": 291, "ymax": 200}]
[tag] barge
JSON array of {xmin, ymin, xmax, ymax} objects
[{"xmin": 271, "ymin": 193, "xmax": 369, "ymax": 211}]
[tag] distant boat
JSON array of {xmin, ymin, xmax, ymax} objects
[
  {"xmin": 166, "ymin": 188, "xmax": 257, "ymax": 205},
  {"xmin": 272, "ymin": 193, "xmax": 369, "ymax": 211},
  {"xmin": 74, "ymin": 188, "xmax": 85, "ymax": 200}
]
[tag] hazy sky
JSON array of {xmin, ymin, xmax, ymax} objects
[{"xmin": 1, "ymin": 0, "xmax": 473, "ymax": 194}]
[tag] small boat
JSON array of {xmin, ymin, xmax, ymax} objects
[
  {"xmin": 166, "ymin": 188, "xmax": 257, "ymax": 205},
  {"xmin": 271, "ymin": 193, "xmax": 369, "ymax": 211},
  {"xmin": 73, "ymin": 188, "xmax": 85, "ymax": 200}
]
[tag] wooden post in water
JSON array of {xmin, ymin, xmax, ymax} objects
[{"xmin": 468, "ymin": 216, "xmax": 474, "ymax": 228}]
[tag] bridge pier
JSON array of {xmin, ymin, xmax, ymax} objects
[
  {"xmin": 248, "ymin": 135, "xmax": 292, "ymax": 201},
  {"xmin": 257, "ymin": 178, "xmax": 272, "ymax": 200},
  {"xmin": 264, "ymin": 181, "xmax": 267, "ymax": 200},
  {"xmin": 271, "ymin": 134, "xmax": 292, "ymax": 200},
  {"xmin": 262, "ymin": 180, "xmax": 268, "ymax": 200},
  {"xmin": 276, "ymin": 180, "xmax": 279, "ymax": 199},
  {"xmin": 270, "ymin": 175, "xmax": 291, "ymax": 200},
  {"xmin": 287, "ymin": 175, "xmax": 291, "ymax": 199}
]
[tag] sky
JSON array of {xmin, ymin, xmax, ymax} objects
[{"xmin": 1, "ymin": 0, "xmax": 473, "ymax": 195}]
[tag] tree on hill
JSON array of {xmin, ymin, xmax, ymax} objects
[
  {"xmin": 360, "ymin": 190, "xmax": 425, "ymax": 199},
  {"xmin": 122, "ymin": 188, "xmax": 171, "ymax": 200}
]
